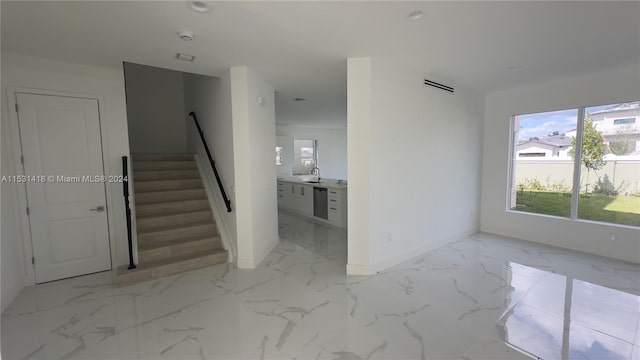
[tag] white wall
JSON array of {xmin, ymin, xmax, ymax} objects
[
  {"xmin": 124, "ymin": 63, "xmax": 187, "ymax": 154},
  {"xmin": 347, "ymin": 57, "xmax": 485, "ymax": 275},
  {"xmin": 0, "ymin": 53, "xmax": 131, "ymax": 309},
  {"xmin": 346, "ymin": 58, "xmax": 373, "ymax": 273},
  {"xmin": 1, "ymin": 96, "xmax": 24, "ymax": 312},
  {"xmin": 231, "ymin": 67, "xmax": 279, "ymax": 268},
  {"xmin": 276, "ymin": 125, "xmax": 347, "ymax": 179},
  {"xmin": 182, "ymin": 72, "xmax": 238, "ymax": 257},
  {"xmin": 481, "ymin": 64, "xmax": 640, "ymax": 263}
]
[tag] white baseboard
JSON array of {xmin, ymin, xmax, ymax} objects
[
  {"xmin": 237, "ymin": 236, "xmax": 279, "ymax": 269},
  {"xmin": 1, "ymin": 281, "xmax": 24, "ymax": 313},
  {"xmin": 346, "ymin": 228, "xmax": 477, "ymax": 276},
  {"xmin": 345, "ymin": 264, "xmax": 373, "ymax": 276}
]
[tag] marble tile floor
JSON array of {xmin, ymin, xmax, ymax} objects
[{"xmin": 1, "ymin": 211, "xmax": 639, "ymax": 360}]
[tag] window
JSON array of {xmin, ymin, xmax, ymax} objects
[
  {"xmin": 511, "ymin": 108, "xmax": 578, "ymax": 217},
  {"xmin": 510, "ymin": 101, "xmax": 640, "ymax": 227},
  {"xmin": 518, "ymin": 152, "xmax": 546, "ymax": 158},
  {"xmin": 275, "ymin": 146, "xmax": 283, "ymax": 166},
  {"xmin": 293, "ymin": 139, "xmax": 317, "ymax": 175},
  {"xmin": 613, "ymin": 118, "xmax": 635, "ymax": 125}
]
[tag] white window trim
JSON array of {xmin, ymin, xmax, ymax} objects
[{"xmin": 569, "ymin": 107, "xmax": 585, "ymax": 219}]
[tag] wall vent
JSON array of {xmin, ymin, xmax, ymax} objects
[
  {"xmin": 423, "ymin": 78, "xmax": 454, "ymax": 93},
  {"xmin": 176, "ymin": 53, "xmax": 196, "ymax": 62}
]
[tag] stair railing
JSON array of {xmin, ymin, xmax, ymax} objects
[
  {"xmin": 122, "ymin": 156, "xmax": 136, "ymax": 269},
  {"xmin": 188, "ymin": 112, "xmax": 232, "ymax": 212}
]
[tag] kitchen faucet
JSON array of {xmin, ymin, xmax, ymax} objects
[{"xmin": 310, "ymin": 167, "xmax": 320, "ymax": 181}]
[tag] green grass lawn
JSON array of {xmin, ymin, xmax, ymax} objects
[{"xmin": 514, "ymin": 190, "xmax": 640, "ymax": 227}]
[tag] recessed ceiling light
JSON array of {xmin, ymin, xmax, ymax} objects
[
  {"xmin": 178, "ymin": 31, "xmax": 195, "ymax": 41},
  {"xmin": 293, "ymin": 98, "xmax": 306, "ymax": 102},
  {"xmin": 408, "ymin": 10, "xmax": 424, "ymax": 21},
  {"xmin": 188, "ymin": 1, "xmax": 209, "ymax": 13}
]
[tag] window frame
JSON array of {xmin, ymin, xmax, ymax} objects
[
  {"xmin": 506, "ymin": 102, "xmax": 639, "ymax": 228},
  {"xmin": 275, "ymin": 146, "xmax": 283, "ymax": 166},
  {"xmin": 292, "ymin": 139, "xmax": 318, "ymax": 176}
]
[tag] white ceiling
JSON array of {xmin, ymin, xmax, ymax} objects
[{"xmin": 2, "ymin": 1, "xmax": 639, "ymax": 128}]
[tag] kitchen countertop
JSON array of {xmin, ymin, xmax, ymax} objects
[{"xmin": 277, "ymin": 177, "xmax": 348, "ymax": 190}]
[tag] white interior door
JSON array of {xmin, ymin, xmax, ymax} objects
[{"xmin": 17, "ymin": 93, "xmax": 111, "ymax": 283}]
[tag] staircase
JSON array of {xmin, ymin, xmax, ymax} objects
[{"xmin": 116, "ymin": 153, "xmax": 227, "ymax": 286}]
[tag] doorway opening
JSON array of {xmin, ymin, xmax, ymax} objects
[{"xmin": 274, "ymin": 61, "xmax": 348, "ymax": 268}]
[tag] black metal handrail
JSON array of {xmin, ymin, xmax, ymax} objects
[
  {"xmin": 122, "ymin": 156, "xmax": 136, "ymax": 269},
  {"xmin": 188, "ymin": 111, "xmax": 232, "ymax": 212}
]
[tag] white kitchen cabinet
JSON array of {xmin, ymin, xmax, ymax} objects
[
  {"xmin": 277, "ymin": 181, "xmax": 286, "ymax": 207},
  {"xmin": 278, "ymin": 181, "xmax": 312, "ymax": 215},
  {"xmin": 278, "ymin": 181, "xmax": 295, "ymax": 209},
  {"xmin": 294, "ymin": 184, "xmax": 314, "ymax": 215},
  {"xmin": 327, "ymin": 188, "xmax": 347, "ymax": 228},
  {"xmin": 277, "ymin": 179, "xmax": 347, "ymax": 228}
]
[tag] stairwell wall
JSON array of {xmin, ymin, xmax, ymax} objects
[
  {"xmin": 124, "ymin": 63, "xmax": 187, "ymax": 154},
  {"xmin": 183, "ymin": 67, "xmax": 278, "ymax": 268},
  {"xmin": 183, "ymin": 72, "xmax": 238, "ymax": 259}
]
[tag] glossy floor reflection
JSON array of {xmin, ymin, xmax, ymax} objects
[
  {"xmin": 1, "ymin": 212, "xmax": 638, "ymax": 359},
  {"xmin": 497, "ymin": 263, "xmax": 639, "ymax": 360}
]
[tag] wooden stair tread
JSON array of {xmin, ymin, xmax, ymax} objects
[
  {"xmin": 138, "ymin": 235, "xmax": 221, "ymax": 251},
  {"xmin": 138, "ymin": 248, "xmax": 226, "ymax": 270},
  {"xmin": 118, "ymin": 152, "xmax": 227, "ymax": 287},
  {"xmin": 132, "ymin": 153, "xmax": 195, "ymax": 161},
  {"xmin": 134, "ymin": 178, "xmax": 202, "ymax": 182},
  {"xmin": 135, "ymin": 188, "xmax": 206, "ymax": 196},
  {"xmin": 137, "ymin": 209, "xmax": 212, "ymax": 220},
  {"xmin": 137, "ymin": 220, "xmax": 215, "ymax": 235},
  {"xmin": 134, "ymin": 179, "xmax": 204, "ymax": 192},
  {"xmin": 135, "ymin": 200, "xmax": 210, "ymax": 217},
  {"xmin": 135, "ymin": 188, "xmax": 207, "ymax": 205},
  {"xmin": 135, "ymin": 198, "xmax": 208, "ymax": 206},
  {"xmin": 134, "ymin": 161, "xmax": 197, "ymax": 169},
  {"xmin": 136, "ymin": 199, "xmax": 209, "ymax": 208},
  {"xmin": 133, "ymin": 169, "xmax": 201, "ymax": 181},
  {"xmin": 116, "ymin": 249, "xmax": 228, "ymax": 286},
  {"xmin": 134, "ymin": 168, "xmax": 198, "ymax": 172}
]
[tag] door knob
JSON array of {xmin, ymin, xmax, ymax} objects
[{"xmin": 90, "ymin": 206, "xmax": 105, "ymax": 212}]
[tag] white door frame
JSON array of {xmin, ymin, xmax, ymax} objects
[{"xmin": 6, "ymin": 87, "xmax": 117, "ymax": 286}]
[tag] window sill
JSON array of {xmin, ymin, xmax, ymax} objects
[{"xmin": 505, "ymin": 209, "xmax": 640, "ymax": 230}]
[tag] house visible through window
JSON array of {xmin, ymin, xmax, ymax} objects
[
  {"xmin": 510, "ymin": 108, "xmax": 578, "ymax": 217},
  {"xmin": 613, "ymin": 118, "xmax": 635, "ymax": 125},
  {"xmin": 509, "ymin": 101, "xmax": 640, "ymax": 227}
]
